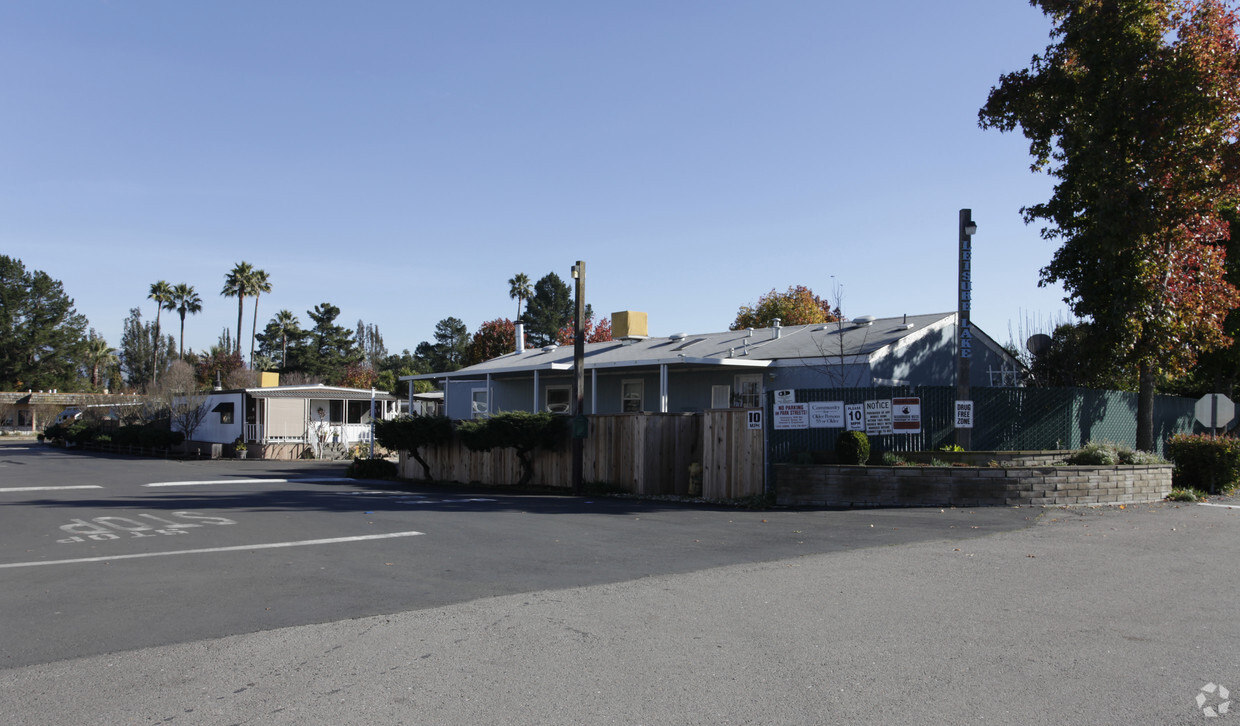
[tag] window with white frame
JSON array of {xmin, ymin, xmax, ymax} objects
[
  {"xmin": 545, "ymin": 385, "xmax": 571, "ymax": 414},
  {"xmin": 470, "ymin": 388, "xmax": 489, "ymax": 418},
  {"xmin": 621, "ymin": 379, "xmax": 643, "ymax": 412},
  {"xmin": 733, "ymin": 374, "xmax": 763, "ymax": 408},
  {"xmin": 710, "ymin": 385, "xmax": 731, "ymax": 409}
]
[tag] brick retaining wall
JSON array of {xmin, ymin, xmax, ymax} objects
[{"xmin": 776, "ymin": 463, "xmax": 1172, "ymax": 507}]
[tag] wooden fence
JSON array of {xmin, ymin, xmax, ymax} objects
[{"xmin": 399, "ymin": 410, "xmax": 765, "ymax": 499}]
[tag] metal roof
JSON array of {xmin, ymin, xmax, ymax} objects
[
  {"xmin": 403, "ymin": 312, "xmax": 970, "ymax": 381},
  {"xmin": 243, "ymin": 385, "xmax": 399, "ymax": 401}
]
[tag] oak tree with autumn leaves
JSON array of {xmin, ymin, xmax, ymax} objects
[
  {"xmin": 730, "ymin": 285, "xmax": 840, "ymax": 331},
  {"xmin": 980, "ymin": 0, "xmax": 1240, "ymax": 450}
]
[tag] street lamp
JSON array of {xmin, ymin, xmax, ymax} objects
[{"xmin": 956, "ymin": 210, "xmax": 977, "ymax": 449}]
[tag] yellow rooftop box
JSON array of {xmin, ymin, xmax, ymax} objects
[{"xmin": 612, "ymin": 311, "xmax": 649, "ymax": 340}]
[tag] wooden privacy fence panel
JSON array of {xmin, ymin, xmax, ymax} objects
[
  {"xmin": 702, "ymin": 409, "xmax": 765, "ymax": 500},
  {"xmin": 400, "ymin": 412, "xmax": 760, "ymax": 497}
]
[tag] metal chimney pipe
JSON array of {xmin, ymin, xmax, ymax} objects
[{"xmin": 515, "ymin": 321, "xmax": 525, "ymax": 353}]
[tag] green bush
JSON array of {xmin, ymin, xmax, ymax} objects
[
  {"xmin": 1066, "ymin": 441, "xmax": 1165, "ymax": 466},
  {"xmin": 63, "ymin": 421, "xmax": 97, "ymax": 445},
  {"xmin": 347, "ymin": 457, "xmax": 398, "ymax": 480},
  {"xmin": 375, "ymin": 415, "xmax": 454, "ymax": 480},
  {"xmin": 1167, "ymin": 487, "xmax": 1208, "ymax": 502},
  {"xmin": 835, "ymin": 430, "xmax": 870, "ymax": 465},
  {"xmin": 1166, "ymin": 434, "xmax": 1240, "ymax": 494},
  {"xmin": 881, "ymin": 451, "xmax": 908, "ymax": 466},
  {"xmin": 457, "ymin": 411, "xmax": 567, "ymax": 486},
  {"xmin": 113, "ymin": 425, "xmax": 145, "ymax": 446},
  {"xmin": 140, "ymin": 426, "xmax": 184, "ymax": 449}
]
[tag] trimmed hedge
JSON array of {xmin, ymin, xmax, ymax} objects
[
  {"xmin": 835, "ymin": 430, "xmax": 871, "ymax": 465},
  {"xmin": 1166, "ymin": 434, "xmax": 1240, "ymax": 494},
  {"xmin": 347, "ymin": 457, "xmax": 399, "ymax": 480}
]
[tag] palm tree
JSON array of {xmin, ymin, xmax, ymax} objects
[
  {"xmin": 508, "ymin": 273, "xmax": 532, "ymax": 321},
  {"xmin": 148, "ymin": 280, "xmax": 175, "ymax": 384},
  {"xmin": 248, "ymin": 268, "xmax": 272, "ymax": 367},
  {"xmin": 271, "ymin": 309, "xmax": 299, "ymax": 369},
  {"xmin": 221, "ymin": 262, "xmax": 255, "ymax": 357},
  {"xmin": 83, "ymin": 332, "xmax": 117, "ymax": 391},
  {"xmin": 171, "ymin": 283, "xmax": 202, "ymax": 359}
]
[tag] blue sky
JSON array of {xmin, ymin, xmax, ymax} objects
[{"xmin": 0, "ymin": 1, "xmax": 1074, "ymax": 360}]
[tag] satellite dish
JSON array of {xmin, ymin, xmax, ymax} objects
[{"xmin": 1026, "ymin": 333, "xmax": 1052, "ymax": 356}]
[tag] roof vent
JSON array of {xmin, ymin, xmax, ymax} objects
[
  {"xmin": 853, "ymin": 315, "xmax": 876, "ymax": 327},
  {"xmin": 669, "ymin": 332, "xmax": 688, "ymax": 341},
  {"xmin": 542, "ymin": 345, "xmax": 557, "ymax": 353}
]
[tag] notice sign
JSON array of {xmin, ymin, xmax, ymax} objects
[
  {"xmin": 773, "ymin": 403, "xmax": 809, "ymax": 430},
  {"xmin": 892, "ymin": 397, "xmax": 921, "ymax": 434},
  {"xmin": 809, "ymin": 401, "xmax": 845, "ymax": 428},
  {"xmin": 864, "ymin": 399, "xmax": 894, "ymax": 436},
  {"xmin": 955, "ymin": 400, "xmax": 974, "ymax": 429},
  {"xmin": 746, "ymin": 409, "xmax": 763, "ymax": 431},
  {"xmin": 774, "ymin": 389, "xmax": 796, "ymax": 404},
  {"xmin": 844, "ymin": 403, "xmax": 865, "ymax": 431}
]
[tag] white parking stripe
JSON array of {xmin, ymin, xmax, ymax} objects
[
  {"xmin": 0, "ymin": 486, "xmax": 103, "ymax": 493},
  {"xmin": 0, "ymin": 531, "xmax": 425, "ymax": 569},
  {"xmin": 1198, "ymin": 502, "xmax": 1240, "ymax": 510},
  {"xmin": 144, "ymin": 477, "xmax": 354, "ymax": 487}
]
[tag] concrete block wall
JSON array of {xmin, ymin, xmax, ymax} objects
[{"xmin": 776, "ymin": 463, "xmax": 1172, "ymax": 507}]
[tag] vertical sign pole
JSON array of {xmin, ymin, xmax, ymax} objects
[
  {"xmin": 956, "ymin": 209, "xmax": 973, "ymax": 450},
  {"xmin": 572, "ymin": 261, "xmax": 586, "ymax": 494}
]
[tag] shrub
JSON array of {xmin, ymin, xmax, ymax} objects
[
  {"xmin": 140, "ymin": 426, "xmax": 184, "ymax": 449},
  {"xmin": 835, "ymin": 430, "xmax": 870, "ymax": 465},
  {"xmin": 457, "ymin": 411, "xmax": 567, "ymax": 486},
  {"xmin": 1167, "ymin": 487, "xmax": 1208, "ymax": 502},
  {"xmin": 375, "ymin": 415, "xmax": 454, "ymax": 480},
  {"xmin": 113, "ymin": 425, "xmax": 144, "ymax": 446},
  {"xmin": 63, "ymin": 421, "xmax": 97, "ymax": 445},
  {"xmin": 881, "ymin": 452, "xmax": 908, "ymax": 466},
  {"xmin": 1066, "ymin": 441, "xmax": 1165, "ymax": 466},
  {"xmin": 347, "ymin": 457, "xmax": 398, "ymax": 480},
  {"xmin": 1166, "ymin": 434, "xmax": 1240, "ymax": 494}
]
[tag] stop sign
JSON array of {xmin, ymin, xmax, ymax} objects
[{"xmin": 1195, "ymin": 394, "xmax": 1235, "ymax": 429}]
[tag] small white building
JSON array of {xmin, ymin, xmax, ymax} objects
[{"xmin": 177, "ymin": 382, "xmax": 400, "ymax": 460}]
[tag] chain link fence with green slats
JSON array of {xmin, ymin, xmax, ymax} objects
[{"xmin": 766, "ymin": 386, "xmax": 1196, "ymax": 468}]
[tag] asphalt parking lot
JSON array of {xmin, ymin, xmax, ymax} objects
[{"xmin": 2, "ymin": 440, "xmax": 1238, "ymax": 725}]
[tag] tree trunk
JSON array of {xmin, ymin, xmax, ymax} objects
[
  {"xmin": 1137, "ymin": 361, "xmax": 1155, "ymax": 452},
  {"xmin": 412, "ymin": 448, "xmax": 432, "ymax": 480},
  {"xmin": 236, "ymin": 296, "xmax": 245, "ymax": 355}
]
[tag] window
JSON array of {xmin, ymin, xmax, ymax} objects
[
  {"xmin": 545, "ymin": 385, "xmax": 571, "ymax": 414},
  {"xmin": 213, "ymin": 402, "xmax": 234, "ymax": 424},
  {"xmin": 710, "ymin": 385, "xmax": 731, "ymax": 409},
  {"xmin": 470, "ymin": 388, "xmax": 489, "ymax": 419},
  {"xmin": 621, "ymin": 379, "xmax": 643, "ymax": 413},
  {"xmin": 733, "ymin": 374, "xmax": 763, "ymax": 408}
]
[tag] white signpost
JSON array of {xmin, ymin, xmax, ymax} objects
[
  {"xmin": 844, "ymin": 403, "xmax": 865, "ymax": 431},
  {"xmin": 809, "ymin": 401, "xmax": 845, "ymax": 428},
  {"xmin": 892, "ymin": 397, "xmax": 921, "ymax": 434},
  {"xmin": 773, "ymin": 403, "xmax": 809, "ymax": 430},
  {"xmin": 955, "ymin": 400, "xmax": 974, "ymax": 429},
  {"xmin": 864, "ymin": 399, "xmax": 893, "ymax": 436}
]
